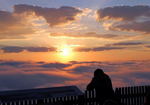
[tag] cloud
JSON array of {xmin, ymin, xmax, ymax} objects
[
  {"xmin": 2, "ymin": 42, "xmax": 142, "ymax": 53},
  {"xmin": 25, "ymin": 47, "xmax": 56, "ymax": 52},
  {"xmin": 146, "ymin": 45, "xmax": 150, "ymax": 48},
  {"xmin": 0, "ymin": 10, "xmax": 19, "ymax": 28},
  {"xmin": 70, "ymin": 66, "xmax": 96, "ymax": 74},
  {"xmin": 97, "ymin": 5, "xmax": 150, "ymax": 21},
  {"xmin": 50, "ymin": 32, "xmax": 133, "ymax": 40},
  {"xmin": 0, "ymin": 4, "xmax": 82, "ymax": 40},
  {"xmin": 0, "ymin": 61, "xmax": 27, "ymax": 67},
  {"xmin": 130, "ymin": 72, "xmax": 150, "ymax": 80},
  {"xmin": 51, "ymin": 32, "xmax": 118, "ymax": 38},
  {"xmin": 111, "ymin": 71, "xmax": 150, "ymax": 86},
  {"xmin": 112, "ymin": 41, "xmax": 144, "ymax": 46},
  {"xmin": 0, "ymin": 60, "xmax": 72, "ymax": 70},
  {"xmin": 0, "ymin": 60, "xmax": 150, "ymax": 90},
  {"xmin": 40, "ymin": 62, "xmax": 71, "ymax": 69},
  {"xmin": 0, "ymin": 60, "xmax": 78, "ymax": 90},
  {"xmin": 1, "ymin": 46, "xmax": 24, "ymax": 53},
  {"xmin": 14, "ymin": 4, "xmax": 82, "ymax": 27},
  {"xmin": 0, "ymin": 10, "xmax": 34, "ymax": 39},
  {"xmin": 66, "ymin": 60, "xmax": 150, "ymax": 88},
  {"xmin": 75, "ymin": 46, "xmax": 126, "ymax": 52},
  {"xmin": 0, "ymin": 46, "xmax": 56, "ymax": 53},
  {"xmin": 97, "ymin": 5, "xmax": 150, "ymax": 33},
  {"xmin": 0, "ymin": 73, "xmax": 71, "ymax": 90},
  {"xmin": 111, "ymin": 21, "xmax": 150, "ymax": 33}
]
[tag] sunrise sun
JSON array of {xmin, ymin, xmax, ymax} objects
[
  {"xmin": 61, "ymin": 47, "xmax": 70, "ymax": 56},
  {"xmin": 59, "ymin": 45, "xmax": 72, "ymax": 56}
]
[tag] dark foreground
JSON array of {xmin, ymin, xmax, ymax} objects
[{"xmin": 0, "ymin": 85, "xmax": 149, "ymax": 105}]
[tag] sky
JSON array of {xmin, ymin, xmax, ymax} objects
[{"xmin": 0, "ymin": 0, "xmax": 150, "ymax": 91}]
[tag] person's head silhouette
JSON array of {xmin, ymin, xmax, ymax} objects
[
  {"xmin": 87, "ymin": 68, "xmax": 115, "ymax": 104},
  {"xmin": 94, "ymin": 68, "xmax": 104, "ymax": 77}
]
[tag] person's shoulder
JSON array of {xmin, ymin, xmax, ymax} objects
[{"xmin": 104, "ymin": 74, "xmax": 111, "ymax": 80}]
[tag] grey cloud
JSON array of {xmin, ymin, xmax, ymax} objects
[
  {"xmin": 97, "ymin": 5, "xmax": 150, "ymax": 21},
  {"xmin": 0, "ymin": 61, "xmax": 71, "ymax": 70},
  {"xmin": 40, "ymin": 63, "xmax": 71, "ymax": 69},
  {"xmin": 0, "ymin": 73, "xmax": 71, "ymax": 90},
  {"xmin": 112, "ymin": 42, "xmax": 144, "ymax": 46},
  {"xmin": 0, "ymin": 60, "xmax": 74, "ymax": 90},
  {"xmin": 0, "ymin": 4, "xmax": 82, "ymax": 40},
  {"xmin": 69, "ymin": 61, "xmax": 102, "ymax": 65},
  {"xmin": 0, "ymin": 10, "xmax": 19, "ymax": 28},
  {"xmin": 14, "ymin": 4, "xmax": 82, "ymax": 27},
  {"xmin": 0, "ymin": 10, "xmax": 34, "ymax": 39},
  {"xmin": 111, "ymin": 21, "xmax": 150, "ymax": 33},
  {"xmin": 146, "ymin": 45, "xmax": 150, "ymax": 48},
  {"xmin": 130, "ymin": 72, "xmax": 150, "ymax": 80},
  {"xmin": 1, "ymin": 46, "xmax": 24, "ymax": 53},
  {"xmin": 112, "ymin": 71, "xmax": 150, "ymax": 86},
  {"xmin": 1, "ymin": 46, "xmax": 56, "ymax": 53},
  {"xmin": 69, "ymin": 60, "xmax": 150, "ymax": 87},
  {"xmin": 51, "ymin": 32, "xmax": 133, "ymax": 40},
  {"xmin": 25, "ymin": 47, "xmax": 56, "ymax": 52},
  {"xmin": 0, "ymin": 61, "xmax": 27, "ymax": 67},
  {"xmin": 97, "ymin": 5, "xmax": 150, "ymax": 33},
  {"xmin": 70, "ymin": 66, "xmax": 95, "ymax": 74},
  {"xmin": 0, "ymin": 60, "xmax": 150, "ymax": 90},
  {"xmin": 75, "ymin": 46, "xmax": 125, "ymax": 52}
]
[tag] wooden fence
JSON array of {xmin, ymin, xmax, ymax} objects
[
  {"xmin": 0, "ymin": 85, "xmax": 149, "ymax": 105},
  {"xmin": 115, "ymin": 85, "xmax": 150, "ymax": 105}
]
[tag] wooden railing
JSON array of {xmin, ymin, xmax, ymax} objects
[
  {"xmin": 0, "ymin": 85, "xmax": 149, "ymax": 105},
  {"xmin": 115, "ymin": 85, "xmax": 150, "ymax": 105}
]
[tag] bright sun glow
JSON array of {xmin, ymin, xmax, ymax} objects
[
  {"xmin": 59, "ymin": 45, "xmax": 72, "ymax": 56},
  {"xmin": 56, "ymin": 45, "xmax": 75, "ymax": 63},
  {"xmin": 61, "ymin": 47, "xmax": 70, "ymax": 56}
]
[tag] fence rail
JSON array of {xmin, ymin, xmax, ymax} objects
[
  {"xmin": 0, "ymin": 85, "xmax": 149, "ymax": 105},
  {"xmin": 115, "ymin": 85, "xmax": 150, "ymax": 105}
]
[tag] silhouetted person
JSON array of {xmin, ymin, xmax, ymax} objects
[
  {"xmin": 87, "ymin": 69, "xmax": 115, "ymax": 104},
  {"xmin": 103, "ymin": 100, "xmax": 119, "ymax": 105},
  {"xmin": 143, "ymin": 89, "xmax": 150, "ymax": 105}
]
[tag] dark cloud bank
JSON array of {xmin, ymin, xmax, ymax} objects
[
  {"xmin": 75, "ymin": 46, "xmax": 126, "ymax": 52},
  {"xmin": 97, "ymin": 5, "xmax": 150, "ymax": 34},
  {"xmin": 0, "ymin": 60, "xmax": 149, "ymax": 91},
  {"xmin": 14, "ymin": 4, "xmax": 82, "ymax": 27},
  {"xmin": 1, "ymin": 41, "xmax": 148, "ymax": 53},
  {"xmin": 97, "ymin": 5, "xmax": 150, "ymax": 21},
  {"xmin": 0, "ymin": 46, "xmax": 56, "ymax": 53},
  {"xmin": 0, "ymin": 4, "xmax": 82, "ymax": 39}
]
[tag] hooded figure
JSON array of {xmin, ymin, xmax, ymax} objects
[{"xmin": 87, "ymin": 69, "xmax": 115, "ymax": 104}]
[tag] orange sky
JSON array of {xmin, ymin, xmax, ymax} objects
[
  {"xmin": 0, "ymin": 1, "xmax": 150, "ymax": 90},
  {"xmin": 0, "ymin": 5, "xmax": 150, "ymax": 63},
  {"xmin": 0, "ymin": 49, "xmax": 150, "ymax": 63}
]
